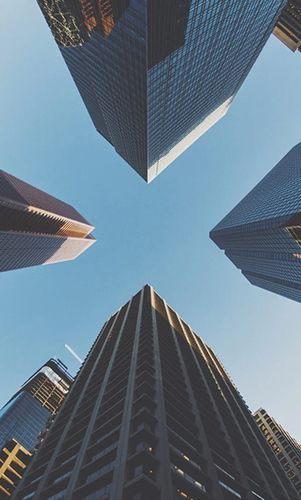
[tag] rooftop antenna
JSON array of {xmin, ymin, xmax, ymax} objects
[{"xmin": 64, "ymin": 344, "xmax": 83, "ymax": 364}]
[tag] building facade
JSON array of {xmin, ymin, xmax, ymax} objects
[
  {"xmin": 254, "ymin": 409, "xmax": 301, "ymax": 496},
  {"xmin": 0, "ymin": 169, "xmax": 95, "ymax": 272},
  {"xmin": 0, "ymin": 440, "xmax": 32, "ymax": 497},
  {"xmin": 274, "ymin": 0, "xmax": 301, "ymax": 52},
  {"xmin": 0, "ymin": 359, "xmax": 73, "ymax": 452},
  {"xmin": 15, "ymin": 285, "xmax": 297, "ymax": 499},
  {"xmin": 36, "ymin": 0, "xmax": 286, "ymax": 182},
  {"xmin": 210, "ymin": 143, "xmax": 301, "ymax": 303}
]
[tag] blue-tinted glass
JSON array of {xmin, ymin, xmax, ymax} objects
[
  {"xmin": 211, "ymin": 143, "xmax": 301, "ymax": 303},
  {"xmin": 36, "ymin": 0, "xmax": 286, "ymax": 181},
  {"xmin": 0, "ymin": 392, "xmax": 50, "ymax": 450}
]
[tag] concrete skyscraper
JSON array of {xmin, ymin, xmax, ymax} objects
[
  {"xmin": 254, "ymin": 409, "xmax": 301, "ymax": 496},
  {"xmin": 36, "ymin": 0, "xmax": 286, "ymax": 182},
  {"xmin": 210, "ymin": 143, "xmax": 301, "ymax": 303},
  {"xmin": 0, "ymin": 169, "xmax": 95, "ymax": 272},
  {"xmin": 15, "ymin": 286, "xmax": 297, "ymax": 499}
]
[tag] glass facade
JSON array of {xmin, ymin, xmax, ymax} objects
[
  {"xmin": 0, "ymin": 169, "xmax": 95, "ymax": 272},
  {"xmin": 0, "ymin": 393, "xmax": 50, "ymax": 452},
  {"xmin": 36, "ymin": 0, "xmax": 286, "ymax": 182},
  {"xmin": 16, "ymin": 286, "xmax": 297, "ymax": 500},
  {"xmin": 210, "ymin": 143, "xmax": 301, "ymax": 303},
  {"xmin": 0, "ymin": 359, "xmax": 73, "ymax": 452}
]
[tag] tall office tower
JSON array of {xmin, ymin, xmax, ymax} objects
[
  {"xmin": 0, "ymin": 359, "xmax": 73, "ymax": 452},
  {"xmin": 15, "ymin": 285, "xmax": 297, "ymax": 500},
  {"xmin": 254, "ymin": 409, "xmax": 301, "ymax": 496},
  {"xmin": 0, "ymin": 169, "xmax": 95, "ymax": 272},
  {"xmin": 36, "ymin": 0, "xmax": 286, "ymax": 182},
  {"xmin": 210, "ymin": 143, "xmax": 301, "ymax": 303},
  {"xmin": 0, "ymin": 440, "xmax": 32, "ymax": 497},
  {"xmin": 274, "ymin": 1, "xmax": 301, "ymax": 52}
]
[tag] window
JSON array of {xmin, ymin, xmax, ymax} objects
[
  {"xmin": 23, "ymin": 494, "xmax": 35, "ymax": 500},
  {"xmin": 47, "ymin": 492, "xmax": 66, "ymax": 500},
  {"xmin": 83, "ymin": 484, "xmax": 111, "ymax": 499},
  {"xmin": 215, "ymin": 463, "xmax": 235, "ymax": 480},
  {"xmin": 251, "ymin": 492, "xmax": 265, "ymax": 500},
  {"xmin": 219, "ymin": 481, "xmax": 242, "ymax": 499}
]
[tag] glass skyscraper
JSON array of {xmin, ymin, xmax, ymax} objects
[
  {"xmin": 0, "ymin": 169, "xmax": 95, "ymax": 272},
  {"xmin": 210, "ymin": 143, "xmax": 301, "ymax": 303},
  {"xmin": 15, "ymin": 286, "xmax": 297, "ymax": 499},
  {"xmin": 0, "ymin": 359, "xmax": 73, "ymax": 452},
  {"xmin": 36, "ymin": 0, "xmax": 286, "ymax": 182}
]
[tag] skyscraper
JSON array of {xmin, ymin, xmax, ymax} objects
[
  {"xmin": 15, "ymin": 285, "xmax": 297, "ymax": 499},
  {"xmin": 36, "ymin": 0, "xmax": 286, "ymax": 182},
  {"xmin": 0, "ymin": 358, "xmax": 73, "ymax": 452},
  {"xmin": 274, "ymin": 0, "xmax": 301, "ymax": 52},
  {"xmin": 254, "ymin": 409, "xmax": 301, "ymax": 496},
  {"xmin": 0, "ymin": 169, "xmax": 95, "ymax": 272},
  {"xmin": 210, "ymin": 143, "xmax": 301, "ymax": 303}
]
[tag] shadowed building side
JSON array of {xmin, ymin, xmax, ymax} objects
[
  {"xmin": 15, "ymin": 285, "xmax": 297, "ymax": 500},
  {"xmin": 210, "ymin": 143, "xmax": 301, "ymax": 303}
]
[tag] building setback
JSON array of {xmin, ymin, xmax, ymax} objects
[
  {"xmin": 274, "ymin": 0, "xmax": 301, "ymax": 52},
  {"xmin": 254, "ymin": 409, "xmax": 301, "ymax": 497},
  {"xmin": 210, "ymin": 143, "xmax": 301, "ymax": 303},
  {"xmin": 15, "ymin": 285, "xmax": 297, "ymax": 499},
  {"xmin": 0, "ymin": 169, "xmax": 95, "ymax": 272},
  {"xmin": 36, "ymin": 0, "xmax": 286, "ymax": 182}
]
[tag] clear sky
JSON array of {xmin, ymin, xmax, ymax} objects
[{"xmin": 1, "ymin": 1, "xmax": 300, "ymax": 441}]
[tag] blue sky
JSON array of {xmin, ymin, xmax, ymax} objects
[{"xmin": 1, "ymin": 1, "xmax": 301, "ymax": 440}]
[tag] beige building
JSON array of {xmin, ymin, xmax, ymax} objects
[
  {"xmin": 0, "ymin": 439, "xmax": 32, "ymax": 497},
  {"xmin": 274, "ymin": 1, "xmax": 301, "ymax": 52}
]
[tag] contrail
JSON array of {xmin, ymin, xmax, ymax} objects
[{"xmin": 65, "ymin": 344, "xmax": 83, "ymax": 364}]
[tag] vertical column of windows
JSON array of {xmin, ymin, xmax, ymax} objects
[
  {"xmin": 179, "ymin": 330, "xmax": 252, "ymax": 499},
  {"xmin": 122, "ymin": 287, "xmax": 160, "ymax": 500},
  {"xmin": 166, "ymin": 306, "xmax": 224, "ymax": 499},
  {"xmin": 205, "ymin": 347, "xmax": 295, "ymax": 500},
  {"xmin": 16, "ymin": 309, "xmax": 125, "ymax": 500},
  {"xmin": 153, "ymin": 294, "xmax": 208, "ymax": 500},
  {"xmin": 193, "ymin": 332, "xmax": 272, "ymax": 499},
  {"xmin": 71, "ymin": 291, "xmax": 141, "ymax": 500},
  {"xmin": 172, "ymin": 316, "xmax": 258, "ymax": 500}
]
